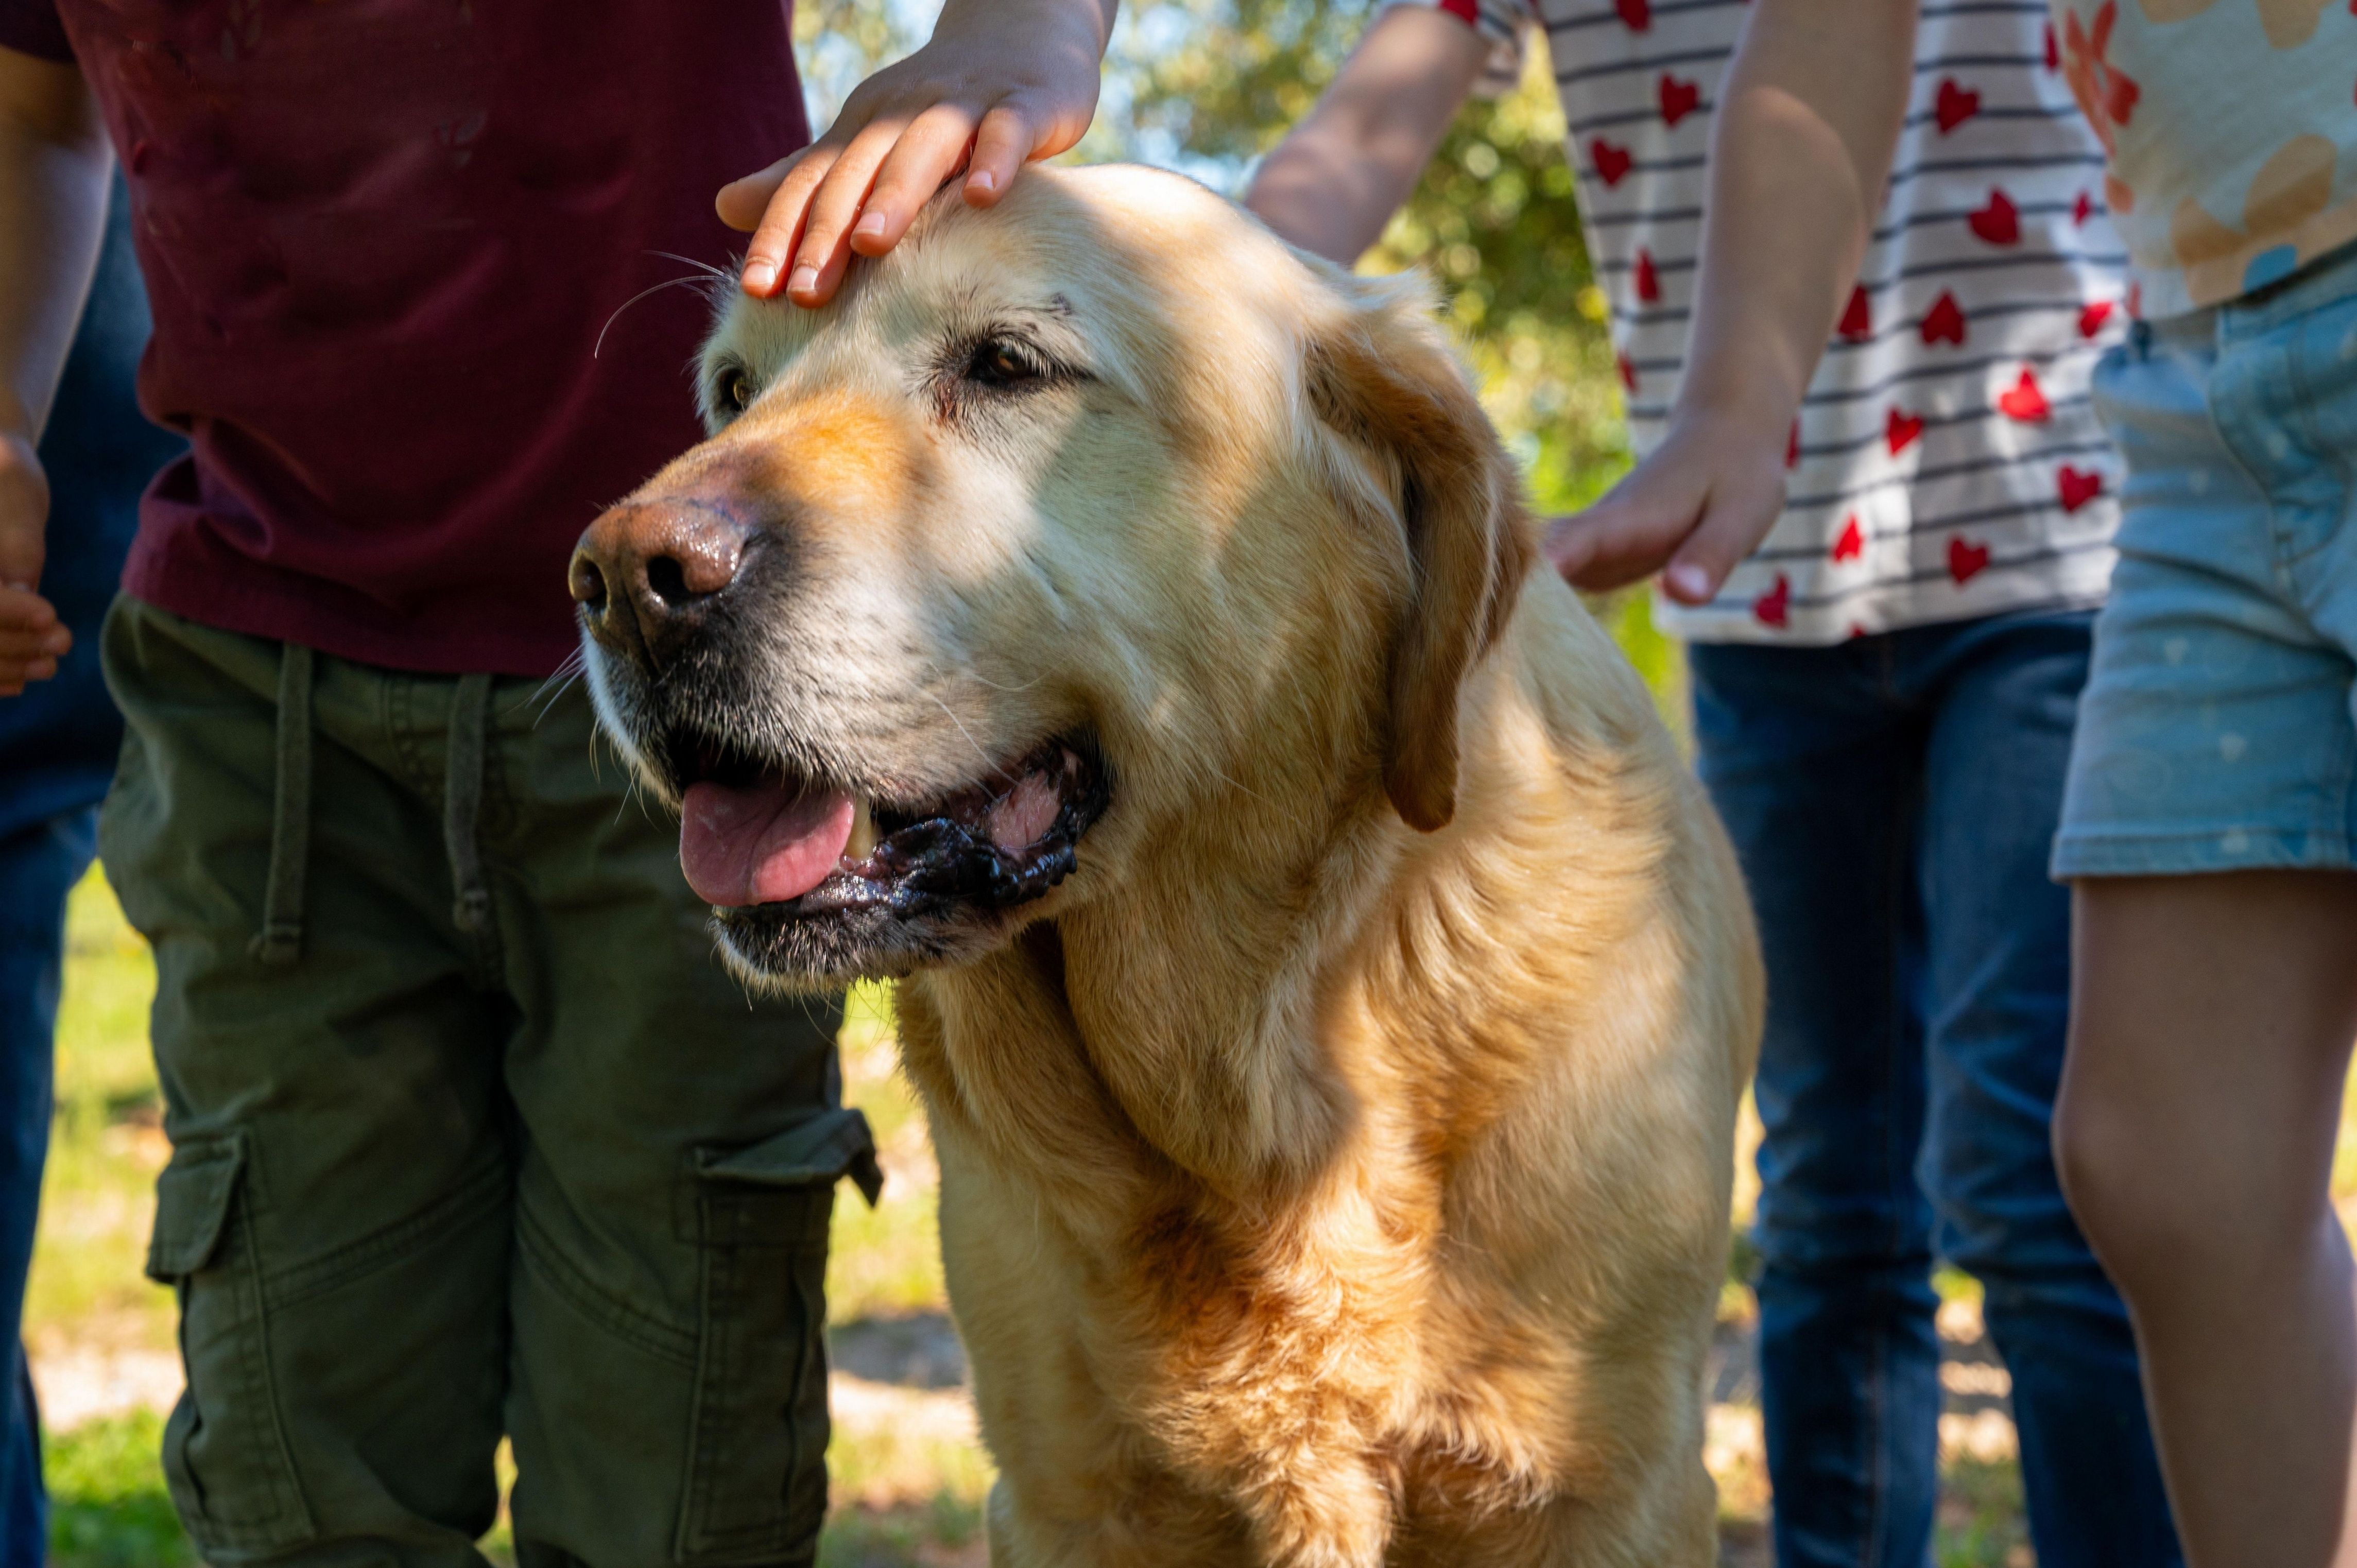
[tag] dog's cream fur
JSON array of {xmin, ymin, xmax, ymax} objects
[{"xmin": 619, "ymin": 165, "xmax": 1762, "ymax": 1565}]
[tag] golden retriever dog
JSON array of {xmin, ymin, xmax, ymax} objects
[{"xmin": 569, "ymin": 164, "xmax": 1762, "ymax": 1566}]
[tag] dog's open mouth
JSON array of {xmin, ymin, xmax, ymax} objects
[{"xmin": 663, "ymin": 730, "xmax": 1108, "ymax": 932}]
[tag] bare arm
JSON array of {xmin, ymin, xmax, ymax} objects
[
  {"xmin": 0, "ymin": 44, "xmax": 111, "ymax": 695},
  {"xmin": 1243, "ymin": 5, "xmax": 1493, "ymax": 265},
  {"xmin": 1545, "ymin": 0, "xmax": 1916, "ymax": 601},
  {"xmin": 719, "ymin": 0, "xmax": 1119, "ymax": 306}
]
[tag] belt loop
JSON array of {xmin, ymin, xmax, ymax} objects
[
  {"xmin": 248, "ymin": 642, "xmax": 314, "ymax": 967},
  {"xmin": 445, "ymin": 672, "xmax": 495, "ymax": 936}
]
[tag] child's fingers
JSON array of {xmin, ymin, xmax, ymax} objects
[
  {"xmin": 717, "ymin": 148, "xmax": 814, "ymax": 236},
  {"xmin": 0, "ymin": 583, "xmax": 59, "ymax": 633},
  {"xmin": 739, "ymin": 145, "xmax": 843, "ymax": 296},
  {"xmin": 1546, "ymin": 463, "xmax": 1707, "ymax": 592},
  {"xmin": 783, "ymin": 115, "xmax": 920, "ymax": 304},
  {"xmin": 964, "ymin": 100, "xmax": 1040, "ymax": 204},
  {"xmin": 1661, "ymin": 474, "xmax": 1785, "ymax": 605},
  {"xmin": 1545, "ymin": 503, "xmax": 1668, "ymax": 593},
  {"xmin": 0, "ymin": 651, "xmax": 59, "ymax": 692},
  {"xmin": 0, "ymin": 622, "xmax": 69, "ymax": 665},
  {"xmin": 851, "ymin": 101, "xmax": 987, "ymax": 254}
]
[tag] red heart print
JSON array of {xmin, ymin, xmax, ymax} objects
[
  {"xmin": 1998, "ymin": 368, "xmax": 2050, "ymax": 422},
  {"xmin": 1920, "ymin": 291, "xmax": 1967, "ymax": 346},
  {"xmin": 1633, "ymin": 248, "xmax": 1660, "ymax": 303},
  {"xmin": 2079, "ymin": 300, "xmax": 2114, "ymax": 337},
  {"xmin": 1968, "ymin": 189, "xmax": 2020, "ymax": 245},
  {"xmin": 2074, "ymin": 189, "xmax": 2094, "ymax": 225},
  {"xmin": 2044, "ymin": 21, "xmax": 2058, "ymax": 70},
  {"xmin": 1753, "ymin": 574, "xmax": 1791, "ymax": 629},
  {"xmin": 2058, "ymin": 466, "xmax": 2102, "ymax": 511},
  {"xmin": 1592, "ymin": 139, "xmax": 1633, "ymax": 187},
  {"xmin": 1617, "ymin": 0, "xmax": 1651, "ymax": 30},
  {"xmin": 1935, "ymin": 78, "xmax": 1981, "ymax": 133},
  {"xmin": 1659, "ymin": 73, "xmax": 1701, "ymax": 126},
  {"xmin": 1832, "ymin": 515, "xmax": 1865, "ymax": 562},
  {"xmin": 1886, "ymin": 407, "xmax": 1924, "ymax": 455},
  {"xmin": 1848, "ymin": 623, "xmax": 1869, "ymax": 640},
  {"xmin": 1839, "ymin": 286, "xmax": 1872, "ymax": 341},
  {"xmin": 1616, "ymin": 352, "xmax": 1637, "ymax": 393},
  {"xmin": 1786, "ymin": 420, "xmax": 1801, "ymax": 469},
  {"xmin": 1948, "ymin": 537, "xmax": 1991, "ymax": 584}
]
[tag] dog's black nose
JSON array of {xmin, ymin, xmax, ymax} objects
[{"xmin": 572, "ymin": 497, "xmax": 754, "ymax": 665}]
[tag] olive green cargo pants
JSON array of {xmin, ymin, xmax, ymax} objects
[{"xmin": 97, "ymin": 597, "xmax": 875, "ymax": 1567}]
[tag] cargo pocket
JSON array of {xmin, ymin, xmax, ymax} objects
[
  {"xmin": 675, "ymin": 1107, "xmax": 883, "ymax": 1566},
  {"xmin": 144, "ymin": 1133, "xmax": 315, "ymax": 1554}
]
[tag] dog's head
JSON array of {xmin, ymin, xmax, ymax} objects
[{"xmin": 573, "ymin": 165, "xmax": 1531, "ymax": 990}]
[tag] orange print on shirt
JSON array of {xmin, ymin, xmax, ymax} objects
[{"xmin": 2063, "ymin": 3, "xmax": 2142, "ymax": 212}]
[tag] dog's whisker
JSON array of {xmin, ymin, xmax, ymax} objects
[
  {"xmin": 964, "ymin": 669, "xmax": 1045, "ymax": 693},
  {"xmin": 1197, "ymin": 757, "xmax": 1273, "ymax": 806},
  {"xmin": 645, "ymin": 249, "xmax": 735, "ymax": 284},
  {"xmin": 920, "ymin": 687, "xmax": 1020, "ymax": 785},
  {"xmin": 513, "ymin": 649, "xmax": 589, "ymax": 721},
  {"xmin": 526, "ymin": 672, "xmax": 583, "ymax": 728},
  {"xmin": 595, "ymin": 275, "xmax": 716, "ymax": 359}
]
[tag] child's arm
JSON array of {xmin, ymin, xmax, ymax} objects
[
  {"xmin": 1547, "ymin": 0, "xmax": 1916, "ymax": 602},
  {"xmin": 0, "ymin": 46, "xmax": 109, "ymax": 695},
  {"xmin": 720, "ymin": 0, "xmax": 1119, "ymax": 307},
  {"xmin": 1243, "ymin": 5, "xmax": 1495, "ymax": 265}
]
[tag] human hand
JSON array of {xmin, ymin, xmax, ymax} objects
[
  {"xmin": 719, "ymin": 0, "xmax": 1115, "ymax": 306},
  {"xmin": 0, "ymin": 431, "xmax": 65, "ymax": 697},
  {"xmin": 1542, "ymin": 411, "xmax": 1790, "ymax": 604}
]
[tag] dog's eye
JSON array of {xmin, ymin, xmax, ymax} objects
[
  {"xmin": 964, "ymin": 340, "xmax": 1041, "ymax": 389},
  {"xmin": 721, "ymin": 368, "xmax": 756, "ymax": 413}
]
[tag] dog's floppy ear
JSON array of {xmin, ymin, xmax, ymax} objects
[{"xmin": 1304, "ymin": 291, "xmax": 1534, "ymax": 833}]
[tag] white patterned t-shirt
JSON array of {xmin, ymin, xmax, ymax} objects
[{"xmin": 1405, "ymin": 0, "xmax": 2128, "ymax": 645}]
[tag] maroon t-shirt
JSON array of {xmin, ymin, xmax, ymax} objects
[{"xmin": 0, "ymin": 1, "xmax": 806, "ymax": 675}]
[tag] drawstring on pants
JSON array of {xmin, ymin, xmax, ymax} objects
[
  {"xmin": 444, "ymin": 671, "xmax": 494, "ymax": 936},
  {"xmin": 249, "ymin": 643, "xmax": 315, "ymax": 967}
]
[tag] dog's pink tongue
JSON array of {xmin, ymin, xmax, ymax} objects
[{"xmin": 679, "ymin": 781, "xmax": 854, "ymax": 908}]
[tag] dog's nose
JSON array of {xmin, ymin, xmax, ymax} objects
[{"xmin": 571, "ymin": 499, "xmax": 754, "ymax": 662}]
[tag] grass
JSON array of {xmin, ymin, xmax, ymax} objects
[{"xmin": 47, "ymin": 1414, "xmax": 192, "ymax": 1568}]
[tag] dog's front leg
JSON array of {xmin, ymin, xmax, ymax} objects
[{"xmin": 1230, "ymin": 1457, "xmax": 1395, "ymax": 1568}]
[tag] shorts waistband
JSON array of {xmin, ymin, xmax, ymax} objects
[{"xmin": 2158, "ymin": 238, "xmax": 2357, "ymax": 348}]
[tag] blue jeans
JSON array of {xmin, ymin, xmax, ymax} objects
[
  {"xmin": 1691, "ymin": 611, "xmax": 2180, "ymax": 1568},
  {"xmin": 0, "ymin": 171, "xmax": 174, "ymax": 1565},
  {"xmin": 0, "ymin": 811, "xmax": 98, "ymax": 1564}
]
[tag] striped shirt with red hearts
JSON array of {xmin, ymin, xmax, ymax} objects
[{"xmin": 1410, "ymin": 0, "xmax": 2128, "ymax": 643}]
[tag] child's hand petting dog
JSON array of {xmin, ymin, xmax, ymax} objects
[
  {"xmin": 719, "ymin": 0, "xmax": 1118, "ymax": 307},
  {"xmin": 1544, "ymin": 411, "xmax": 1790, "ymax": 605},
  {"xmin": 0, "ymin": 433, "xmax": 66, "ymax": 698}
]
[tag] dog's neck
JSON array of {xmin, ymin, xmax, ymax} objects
[{"xmin": 907, "ymin": 677, "xmax": 1515, "ymax": 1236}]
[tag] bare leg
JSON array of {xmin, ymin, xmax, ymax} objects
[{"xmin": 2056, "ymin": 871, "xmax": 2357, "ymax": 1568}]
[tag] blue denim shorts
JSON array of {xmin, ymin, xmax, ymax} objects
[{"xmin": 2053, "ymin": 248, "xmax": 2357, "ymax": 878}]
